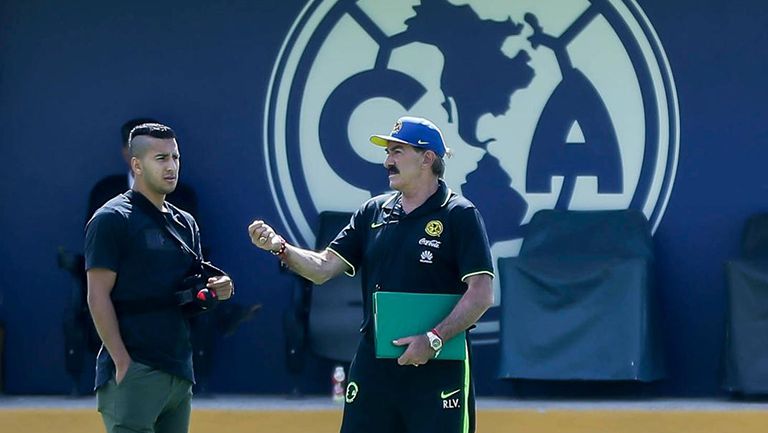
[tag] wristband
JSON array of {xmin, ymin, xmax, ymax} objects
[{"xmin": 271, "ymin": 237, "xmax": 287, "ymax": 257}]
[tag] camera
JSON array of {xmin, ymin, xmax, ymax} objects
[
  {"xmin": 111, "ymin": 261, "xmax": 228, "ymax": 316},
  {"xmin": 176, "ymin": 261, "xmax": 227, "ymax": 315}
]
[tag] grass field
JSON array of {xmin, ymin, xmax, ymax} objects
[{"xmin": 1, "ymin": 396, "xmax": 767, "ymax": 433}]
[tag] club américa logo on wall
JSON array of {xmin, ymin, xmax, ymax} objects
[{"xmin": 264, "ymin": 0, "xmax": 679, "ymax": 311}]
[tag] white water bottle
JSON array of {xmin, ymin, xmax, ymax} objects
[{"xmin": 332, "ymin": 365, "xmax": 346, "ymax": 403}]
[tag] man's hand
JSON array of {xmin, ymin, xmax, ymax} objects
[
  {"xmin": 248, "ymin": 220, "xmax": 283, "ymax": 252},
  {"xmin": 114, "ymin": 354, "xmax": 133, "ymax": 385},
  {"xmin": 393, "ymin": 334, "xmax": 435, "ymax": 367},
  {"xmin": 207, "ymin": 275, "xmax": 234, "ymax": 300}
]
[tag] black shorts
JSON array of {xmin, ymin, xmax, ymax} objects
[{"xmin": 340, "ymin": 337, "xmax": 475, "ymax": 433}]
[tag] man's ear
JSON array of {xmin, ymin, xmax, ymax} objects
[
  {"xmin": 422, "ymin": 150, "xmax": 436, "ymax": 168},
  {"xmin": 130, "ymin": 157, "xmax": 142, "ymax": 176}
]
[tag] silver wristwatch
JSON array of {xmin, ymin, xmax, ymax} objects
[{"xmin": 426, "ymin": 330, "xmax": 443, "ymax": 353}]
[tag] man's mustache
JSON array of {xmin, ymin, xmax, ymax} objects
[{"xmin": 387, "ymin": 165, "xmax": 399, "ymax": 175}]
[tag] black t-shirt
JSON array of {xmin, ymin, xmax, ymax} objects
[
  {"xmin": 328, "ymin": 180, "xmax": 494, "ymax": 337},
  {"xmin": 84, "ymin": 190, "xmax": 201, "ymax": 388}
]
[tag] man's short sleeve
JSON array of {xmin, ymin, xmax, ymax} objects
[
  {"xmin": 454, "ymin": 207, "xmax": 494, "ymax": 281},
  {"xmin": 84, "ymin": 210, "xmax": 125, "ymax": 272},
  {"xmin": 327, "ymin": 208, "xmax": 366, "ymax": 277}
]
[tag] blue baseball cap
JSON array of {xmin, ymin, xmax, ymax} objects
[{"xmin": 370, "ymin": 116, "xmax": 447, "ymax": 158}]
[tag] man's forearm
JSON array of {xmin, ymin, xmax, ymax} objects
[
  {"xmin": 433, "ymin": 275, "xmax": 494, "ymax": 341},
  {"xmin": 249, "ymin": 220, "xmax": 348, "ymax": 284},
  {"xmin": 280, "ymin": 245, "xmax": 341, "ymax": 285},
  {"xmin": 87, "ymin": 293, "xmax": 130, "ymax": 364}
]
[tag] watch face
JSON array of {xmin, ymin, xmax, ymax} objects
[{"xmin": 428, "ymin": 332, "xmax": 442, "ymax": 350}]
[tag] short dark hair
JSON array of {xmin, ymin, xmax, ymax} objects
[
  {"xmin": 414, "ymin": 147, "xmax": 446, "ymax": 178},
  {"xmin": 121, "ymin": 117, "xmax": 160, "ymax": 146},
  {"xmin": 128, "ymin": 123, "xmax": 176, "ymax": 157}
]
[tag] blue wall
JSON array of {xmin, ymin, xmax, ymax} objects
[{"xmin": 0, "ymin": 0, "xmax": 766, "ymax": 396}]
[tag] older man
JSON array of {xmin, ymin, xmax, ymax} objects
[{"xmin": 249, "ymin": 116, "xmax": 493, "ymax": 433}]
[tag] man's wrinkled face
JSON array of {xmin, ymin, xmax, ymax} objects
[{"xmin": 383, "ymin": 142, "xmax": 427, "ymax": 192}]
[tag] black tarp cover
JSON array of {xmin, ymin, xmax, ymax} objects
[
  {"xmin": 724, "ymin": 213, "xmax": 768, "ymax": 394},
  {"xmin": 498, "ymin": 210, "xmax": 666, "ymax": 381}
]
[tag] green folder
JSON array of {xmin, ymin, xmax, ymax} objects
[{"xmin": 373, "ymin": 291, "xmax": 466, "ymax": 360}]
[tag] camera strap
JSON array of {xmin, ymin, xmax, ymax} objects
[
  {"xmin": 161, "ymin": 212, "xmax": 200, "ymax": 261},
  {"xmin": 127, "ymin": 190, "xmax": 201, "ymax": 262},
  {"xmin": 113, "ymin": 191, "xmax": 224, "ymax": 315}
]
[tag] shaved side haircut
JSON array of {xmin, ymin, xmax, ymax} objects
[{"xmin": 128, "ymin": 123, "xmax": 176, "ymax": 158}]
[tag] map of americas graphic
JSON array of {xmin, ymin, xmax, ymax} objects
[
  {"xmin": 405, "ymin": 0, "xmax": 536, "ymax": 243},
  {"xmin": 268, "ymin": 0, "xmax": 671, "ymax": 254}
]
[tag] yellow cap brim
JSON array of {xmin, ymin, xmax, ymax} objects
[{"xmin": 370, "ymin": 135, "xmax": 413, "ymax": 148}]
